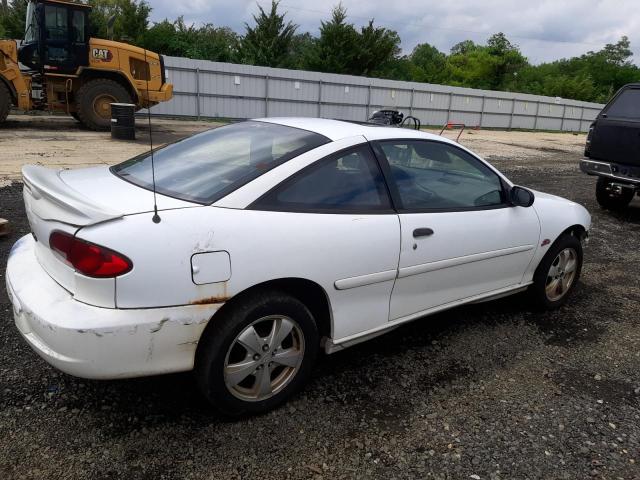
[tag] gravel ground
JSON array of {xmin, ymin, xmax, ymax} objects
[{"xmin": 1, "ymin": 119, "xmax": 639, "ymax": 479}]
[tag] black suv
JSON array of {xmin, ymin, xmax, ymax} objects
[{"xmin": 580, "ymin": 83, "xmax": 640, "ymax": 210}]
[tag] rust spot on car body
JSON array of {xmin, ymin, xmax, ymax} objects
[
  {"xmin": 190, "ymin": 295, "xmax": 229, "ymax": 305},
  {"xmin": 191, "ymin": 282, "xmax": 229, "ymax": 305}
]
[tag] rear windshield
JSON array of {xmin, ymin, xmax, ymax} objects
[
  {"xmin": 111, "ymin": 121, "xmax": 329, "ymax": 204},
  {"xmin": 605, "ymin": 88, "xmax": 640, "ymax": 119}
]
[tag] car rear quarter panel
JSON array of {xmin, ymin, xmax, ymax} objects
[{"xmin": 77, "ymin": 206, "xmax": 401, "ymax": 340}]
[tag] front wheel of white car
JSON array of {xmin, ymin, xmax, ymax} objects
[
  {"xmin": 195, "ymin": 291, "xmax": 319, "ymax": 416},
  {"xmin": 529, "ymin": 233, "xmax": 583, "ymax": 309}
]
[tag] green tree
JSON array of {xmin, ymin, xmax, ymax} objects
[
  {"xmin": 409, "ymin": 43, "xmax": 449, "ymax": 83},
  {"xmin": 88, "ymin": 0, "xmax": 151, "ymax": 44},
  {"xmin": 303, "ymin": 4, "xmax": 401, "ymax": 77},
  {"xmin": 375, "ymin": 55, "xmax": 414, "ymax": 81},
  {"xmin": 447, "ymin": 33, "xmax": 527, "ymax": 90},
  {"xmin": 450, "ymin": 39, "xmax": 477, "ymax": 56},
  {"xmin": 356, "ymin": 20, "xmax": 401, "ymax": 76},
  {"xmin": 142, "ymin": 17, "xmax": 239, "ymax": 62},
  {"xmin": 240, "ymin": 0, "xmax": 297, "ymax": 67},
  {"xmin": 302, "ymin": 4, "xmax": 358, "ymax": 74},
  {"xmin": 0, "ymin": 0, "xmax": 27, "ymax": 39},
  {"xmin": 285, "ymin": 32, "xmax": 315, "ymax": 69},
  {"xmin": 599, "ymin": 35, "xmax": 633, "ymax": 67},
  {"xmin": 447, "ymin": 47, "xmax": 497, "ymax": 89},
  {"xmin": 515, "ymin": 36, "xmax": 639, "ymax": 102},
  {"xmin": 140, "ymin": 19, "xmax": 181, "ymax": 55},
  {"xmin": 190, "ymin": 25, "xmax": 239, "ymax": 63},
  {"xmin": 485, "ymin": 33, "xmax": 528, "ymax": 89}
]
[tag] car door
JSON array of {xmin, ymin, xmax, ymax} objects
[
  {"xmin": 248, "ymin": 143, "xmax": 401, "ymax": 340},
  {"xmin": 590, "ymin": 86, "xmax": 640, "ymax": 165},
  {"xmin": 373, "ymin": 139, "xmax": 540, "ymax": 321}
]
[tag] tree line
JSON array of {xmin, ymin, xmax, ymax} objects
[{"xmin": 2, "ymin": 0, "xmax": 638, "ymax": 103}]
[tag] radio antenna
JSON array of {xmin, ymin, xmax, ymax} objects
[{"xmin": 144, "ymin": 48, "xmax": 161, "ymax": 223}]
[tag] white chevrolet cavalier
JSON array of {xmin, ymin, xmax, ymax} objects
[{"xmin": 6, "ymin": 118, "xmax": 591, "ymax": 415}]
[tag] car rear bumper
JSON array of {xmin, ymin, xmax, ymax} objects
[
  {"xmin": 6, "ymin": 235, "xmax": 220, "ymax": 380},
  {"xmin": 580, "ymin": 159, "xmax": 640, "ymax": 186}
]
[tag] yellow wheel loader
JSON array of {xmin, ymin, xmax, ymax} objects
[{"xmin": 0, "ymin": 0, "xmax": 173, "ymax": 130}]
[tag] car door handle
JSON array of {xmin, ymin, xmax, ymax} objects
[{"xmin": 413, "ymin": 228, "xmax": 434, "ymax": 238}]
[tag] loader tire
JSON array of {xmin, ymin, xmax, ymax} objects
[
  {"xmin": 76, "ymin": 79, "xmax": 132, "ymax": 131},
  {"xmin": 0, "ymin": 81, "xmax": 10, "ymax": 124}
]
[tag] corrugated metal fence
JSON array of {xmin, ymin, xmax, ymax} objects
[{"xmin": 149, "ymin": 55, "xmax": 604, "ymax": 132}]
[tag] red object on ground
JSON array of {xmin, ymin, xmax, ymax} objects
[{"xmin": 440, "ymin": 122, "xmax": 467, "ymax": 142}]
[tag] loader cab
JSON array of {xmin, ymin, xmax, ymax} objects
[{"xmin": 18, "ymin": 0, "xmax": 90, "ymax": 74}]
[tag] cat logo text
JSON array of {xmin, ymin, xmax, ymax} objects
[{"xmin": 92, "ymin": 48, "xmax": 113, "ymax": 62}]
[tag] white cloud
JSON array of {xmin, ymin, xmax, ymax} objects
[{"xmin": 147, "ymin": 0, "xmax": 640, "ymax": 64}]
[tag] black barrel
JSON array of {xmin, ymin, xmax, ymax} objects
[{"xmin": 110, "ymin": 103, "xmax": 136, "ymax": 140}]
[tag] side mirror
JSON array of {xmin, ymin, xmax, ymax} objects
[{"xmin": 510, "ymin": 186, "xmax": 535, "ymax": 207}]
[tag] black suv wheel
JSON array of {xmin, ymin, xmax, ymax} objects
[{"xmin": 595, "ymin": 177, "xmax": 634, "ymax": 210}]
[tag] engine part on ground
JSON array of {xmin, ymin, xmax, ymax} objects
[
  {"xmin": 401, "ymin": 116, "xmax": 421, "ymax": 130},
  {"xmin": 367, "ymin": 110, "xmax": 421, "ymax": 130},
  {"xmin": 369, "ymin": 109, "xmax": 405, "ymax": 125}
]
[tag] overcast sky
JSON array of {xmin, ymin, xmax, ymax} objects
[{"xmin": 147, "ymin": 0, "xmax": 640, "ymax": 65}]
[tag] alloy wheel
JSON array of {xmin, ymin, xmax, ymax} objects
[
  {"xmin": 545, "ymin": 247, "xmax": 578, "ymax": 302},
  {"xmin": 224, "ymin": 315, "xmax": 305, "ymax": 402}
]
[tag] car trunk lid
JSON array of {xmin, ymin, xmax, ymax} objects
[{"xmin": 22, "ymin": 164, "xmax": 197, "ymax": 299}]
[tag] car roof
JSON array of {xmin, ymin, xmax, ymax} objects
[{"xmin": 254, "ymin": 117, "xmax": 454, "ymax": 144}]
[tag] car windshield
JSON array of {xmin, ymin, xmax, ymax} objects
[{"xmin": 111, "ymin": 121, "xmax": 329, "ymax": 204}]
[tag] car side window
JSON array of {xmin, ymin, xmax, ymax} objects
[
  {"xmin": 379, "ymin": 140, "xmax": 505, "ymax": 210},
  {"xmin": 251, "ymin": 145, "xmax": 392, "ymax": 213},
  {"xmin": 605, "ymin": 88, "xmax": 640, "ymax": 119}
]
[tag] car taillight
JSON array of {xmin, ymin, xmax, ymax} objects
[
  {"xmin": 584, "ymin": 123, "xmax": 595, "ymax": 157},
  {"xmin": 49, "ymin": 231, "xmax": 132, "ymax": 278}
]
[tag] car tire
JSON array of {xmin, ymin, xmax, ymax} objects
[
  {"xmin": 595, "ymin": 177, "xmax": 634, "ymax": 210},
  {"xmin": 75, "ymin": 79, "xmax": 132, "ymax": 131},
  {"xmin": 529, "ymin": 233, "xmax": 583, "ymax": 310},
  {"xmin": 194, "ymin": 290, "xmax": 319, "ymax": 416},
  {"xmin": 0, "ymin": 81, "xmax": 11, "ymax": 124}
]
